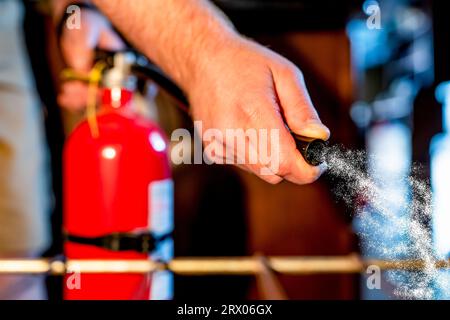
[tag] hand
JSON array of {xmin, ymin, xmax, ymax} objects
[
  {"xmin": 187, "ymin": 36, "xmax": 330, "ymax": 185},
  {"xmin": 57, "ymin": 8, "xmax": 125, "ymax": 110}
]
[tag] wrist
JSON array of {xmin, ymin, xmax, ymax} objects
[{"xmin": 176, "ymin": 21, "xmax": 241, "ymax": 95}]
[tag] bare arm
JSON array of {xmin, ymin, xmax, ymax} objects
[{"xmin": 92, "ymin": 0, "xmax": 236, "ymax": 93}]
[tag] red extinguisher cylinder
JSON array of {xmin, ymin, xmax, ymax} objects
[{"xmin": 64, "ymin": 87, "xmax": 173, "ymax": 300}]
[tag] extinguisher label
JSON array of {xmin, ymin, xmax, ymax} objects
[
  {"xmin": 148, "ymin": 179, "xmax": 174, "ymax": 260},
  {"xmin": 148, "ymin": 179, "xmax": 174, "ymax": 300},
  {"xmin": 149, "ymin": 179, "xmax": 174, "ymax": 236},
  {"xmin": 150, "ymin": 270, "xmax": 174, "ymax": 301}
]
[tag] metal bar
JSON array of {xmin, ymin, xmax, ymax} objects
[{"xmin": 0, "ymin": 255, "xmax": 449, "ymax": 275}]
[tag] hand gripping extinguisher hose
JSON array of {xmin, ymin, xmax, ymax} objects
[
  {"xmin": 129, "ymin": 54, "xmax": 329, "ymax": 166},
  {"xmin": 61, "ymin": 48, "xmax": 328, "ymax": 164},
  {"xmin": 57, "ymin": 2, "xmax": 329, "ymax": 165}
]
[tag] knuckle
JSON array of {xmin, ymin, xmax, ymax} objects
[
  {"xmin": 263, "ymin": 175, "xmax": 283, "ymax": 185},
  {"xmin": 240, "ymin": 102, "xmax": 262, "ymax": 123},
  {"xmin": 273, "ymin": 156, "xmax": 291, "ymax": 177},
  {"xmin": 279, "ymin": 61, "xmax": 302, "ymax": 79}
]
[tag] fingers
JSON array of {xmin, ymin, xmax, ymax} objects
[
  {"xmin": 196, "ymin": 75, "xmax": 326, "ymax": 185},
  {"xmin": 57, "ymin": 82, "xmax": 89, "ymax": 111},
  {"xmin": 272, "ymin": 63, "xmax": 330, "ymax": 141},
  {"xmin": 252, "ymin": 61, "xmax": 330, "ymax": 184},
  {"xmin": 60, "ymin": 11, "xmax": 98, "ymax": 72},
  {"xmin": 58, "ymin": 10, "xmax": 125, "ymax": 110},
  {"xmin": 274, "ymin": 125, "xmax": 326, "ymax": 185},
  {"xmin": 237, "ymin": 164, "xmax": 284, "ymax": 185},
  {"xmin": 199, "ymin": 121, "xmax": 285, "ymax": 184},
  {"xmin": 188, "ymin": 123, "xmax": 285, "ymax": 185},
  {"xmin": 61, "ymin": 11, "xmax": 125, "ymax": 71},
  {"xmin": 240, "ymin": 96, "xmax": 324, "ymax": 185}
]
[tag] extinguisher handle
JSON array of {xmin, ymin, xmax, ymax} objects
[{"xmin": 92, "ymin": 49, "xmax": 190, "ymax": 109}]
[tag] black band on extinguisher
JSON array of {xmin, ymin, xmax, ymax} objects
[{"xmin": 65, "ymin": 232, "xmax": 172, "ymax": 254}]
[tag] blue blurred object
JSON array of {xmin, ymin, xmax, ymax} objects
[{"xmin": 430, "ymin": 81, "xmax": 450, "ymax": 299}]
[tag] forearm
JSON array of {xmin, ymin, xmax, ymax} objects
[{"xmin": 92, "ymin": 0, "xmax": 238, "ymax": 93}]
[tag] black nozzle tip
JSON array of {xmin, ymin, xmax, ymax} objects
[
  {"xmin": 292, "ymin": 133, "xmax": 329, "ymax": 166},
  {"xmin": 305, "ymin": 139, "xmax": 327, "ymax": 166}
]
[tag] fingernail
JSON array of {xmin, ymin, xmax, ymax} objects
[{"xmin": 298, "ymin": 120, "xmax": 330, "ymax": 140}]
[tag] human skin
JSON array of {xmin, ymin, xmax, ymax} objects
[{"xmin": 54, "ymin": 0, "xmax": 330, "ymax": 184}]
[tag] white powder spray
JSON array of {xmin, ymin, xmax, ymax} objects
[{"xmin": 324, "ymin": 145, "xmax": 450, "ymax": 300}]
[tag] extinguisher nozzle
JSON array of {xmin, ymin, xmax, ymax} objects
[
  {"xmin": 305, "ymin": 139, "xmax": 328, "ymax": 166},
  {"xmin": 292, "ymin": 134, "xmax": 328, "ymax": 166}
]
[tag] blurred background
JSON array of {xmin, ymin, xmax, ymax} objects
[{"xmin": 16, "ymin": 0, "xmax": 450, "ymax": 299}]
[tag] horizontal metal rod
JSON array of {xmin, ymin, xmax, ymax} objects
[{"xmin": 0, "ymin": 255, "xmax": 449, "ymax": 275}]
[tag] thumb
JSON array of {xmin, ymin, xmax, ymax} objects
[{"xmin": 273, "ymin": 64, "xmax": 330, "ymax": 141}]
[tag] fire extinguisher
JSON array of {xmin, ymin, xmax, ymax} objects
[
  {"xmin": 62, "ymin": 48, "xmax": 328, "ymax": 300},
  {"xmin": 63, "ymin": 52, "xmax": 174, "ymax": 300}
]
